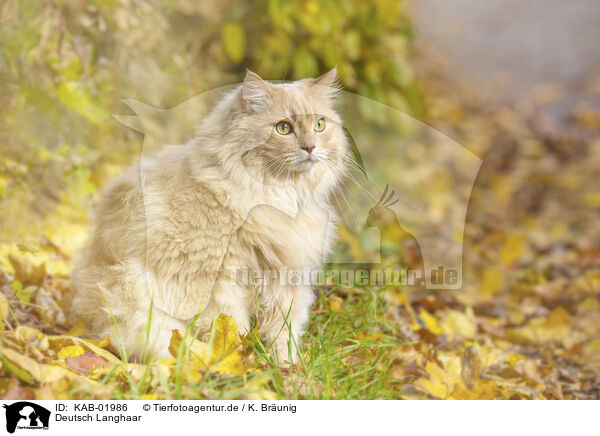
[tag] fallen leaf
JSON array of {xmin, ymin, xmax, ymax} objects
[
  {"xmin": 169, "ymin": 314, "xmax": 245, "ymax": 378},
  {"xmin": 65, "ymin": 352, "xmax": 107, "ymax": 374},
  {"xmin": 415, "ymin": 358, "xmax": 461, "ymax": 399},
  {"xmin": 440, "ymin": 308, "xmax": 477, "ymax": 338},
  {"xmin": 57, "ymin": 345, "xmax": 85, "ymax": 361},
  {"xmin": 9, "ymin": 254, "xmax": 46, "ymax": 287},
  {"xmin": 499, "ymin": 233, "xmax": 526, "ymax": 265},
  {"xmin": 328, "ymin": 295, "xmax": 344, "ymax": 312},
  {"xmin": 479, "ymin": 268, "xmax": 503, "ymax": 296},
  {"xmin": 0, "ymin": 293, "xmax": 10, "ymax": 330},
  {"xmin": 418, "ymin": 309, "xmax": 444, "ymax": 335}
]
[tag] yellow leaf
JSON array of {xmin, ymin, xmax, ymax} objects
[
  {"xmin": 42, "ymin": 220, "xmax": 88, "ymax": 260},
  {"xmin": 47, "ymin": 335, "xmax": 121, "ymax": 365},
  {"xmin": 85, "ymin": 335, "xmax": 112, "ymax": 350},
  {"xmin": 11, "ymin": 279, "xmax": 22, "ymax": 292},
  {"xmin": 499, "ymin": 233, "xmax": 525, "ymax": 265},
  {"xmin": 212, "ymin": 349, "xmax": 244, "ymax": 376},
  {"xmin": 9, "ymin": 254, "xmax": 46, "ymax": 287},
  {"xmin": 169, "ymin": 315, "xmax": 245, "ymax": 378},
  {"xmin": 15, "ymin": 326, "xmax": 48, "ymax": 351},
  {"xmin": 67, "ymin": 318, "xmax": 87, "ymax": 336},
  {"xmin": 245, "ymin": 374, "xmax": 279, "ymax": 400},
  {"xmin": 0, "ymin": 293, "xmax": 8, "ymax": 319},
  {"xmin": 368, "ymin": 332, "xmax": 383, "ymax": 341},
  {"xmin": 440, "ymin": 308, "xmax": 477, "ymax": 338},
  {"xmin": 0, "ymin": 176, "xmax": 6, "ymax": 200},
  {"xmin": 328, "ymin": 295, "xmax": 343, "ymax": 312},
  {"xmin": 169, "ymin": 330, "xmax": 208, "ymax": 383},
  {"xmin": 210, "ymin": 314, "xmax": 242, "ymax": 360},
  {"xmin": 96, "ymin": 336, "xmax": 112, "ymax": 349},
  {"xmin": 478, "ymin": 346, "xmax": 505, "ymax": 367},
  {"xmin": 582, "ymin": 192, "xmax": 600, "ymax": 208},
  {"xmin": 581, "ymin": 338, "xmax": 600, "ymax": 362},
  {"xmin": 0, "ymin": 346, "xmax": 94, "ymax": 385},
  {"xmin": 0, "ymin": 242, "xmax": 69, "ymax": 281},
  {"xmin": 57, "ymin": 345, "xmax": 86, "ymax": 361},
  {"xmin": 479, "ymin": 268, "xmax": 503, "ymax": 296},
  {"xmin": 416, "ymin": 359, "xmax": 461, "ymax": 399},
  {"xmin": 169, "ymin": 329, "xmax": 207, "ymax": 361},
  {"xmin": 577, "ymin": 297, "xmax": 599, "ymax": 314},
  {"xmin": 154, "ymin": 357, "xmax": 176, "ymax": 366},
  {"xmin": 506, "ymin": 353, "xmax": 525, "ymax": 366},
  {"xmin": 418, "ymin": 309, "xmax": 443, "ymax": 335},
  {"xmin": 450, "ymin": 380, "xmax": 503, "ymax": 400},
  {"xmin": 127, "ymin": 363, "xmax": 173, "ymax": 384},
  {"xmin": 506, "ymin": 307, "xmax": 572, "ymax": 346},
  {"xmin": 546, "ymin": 306, "xmax": 571, "ymax": 326},
  {"xmin": 0, "ymin": 293, "xmax": 10, "ymax": 331},
  {"xmin": 508, "ymin": 309, "xmax": 526, "ymax": 324},
  {"xmin": 221, "ymin": 22, "xmax": 246, "ymax": 63}
]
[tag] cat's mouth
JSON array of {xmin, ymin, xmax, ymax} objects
[{"xmin": 296, "ymin": 154, "xmax": 317, "ymax": 169}]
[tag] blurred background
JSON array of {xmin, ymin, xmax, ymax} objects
[
  {"xmin": 1, "ymin": 0, "xmax": 599, "ymax": 399},
  {"xmin": 0, "ymin": 0, "xmax": 422, "ymax": 255}
]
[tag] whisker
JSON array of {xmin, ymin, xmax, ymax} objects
[
  {"xmin": 332, "ymin": 180, "xmax": 360, "ymax": 228},
  {"xmin": 340, "ymin": 170, "xmax": 377, "ymax": 202},
  {"xmin": 328, "ymin": 150, "xmax": 371, "ymax": 180}
]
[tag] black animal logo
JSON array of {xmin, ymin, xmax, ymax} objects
[{"xmin": 2, "ymin": 402, "xmax": 50, "ymax": 433}]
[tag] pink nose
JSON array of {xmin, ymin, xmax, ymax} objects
[{"xmin": 302, "ymin": 144, "xmax": 315, "ymax": 154}]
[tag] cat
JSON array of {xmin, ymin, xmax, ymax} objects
[{"xmin": 72, "ymin": 69, "xmax": 349, "ymax": 363}]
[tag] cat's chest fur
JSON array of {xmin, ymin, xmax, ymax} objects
[{"xmin": 236, "ymin": 199, "xmax": 333, "ymax": 271}]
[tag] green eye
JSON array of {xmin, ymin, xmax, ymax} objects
[
  {"xmin": 275, "ymin": 121, "xmax": 292, "ymax": 135},
  {"xmin": 314, "ymin": 118, "xmax": 326, "ymax": 132}
]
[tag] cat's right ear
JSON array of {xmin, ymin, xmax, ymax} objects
[{"xmin": 241, "ymin": 70, "xmax": 272, "ymax": 113}]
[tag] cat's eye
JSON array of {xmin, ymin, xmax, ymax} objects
[
  {"xmin": 275, "ymin": 121, "xmax": 292, "ymax": 135},
  {"xmin": 314, "ymin": 118, "xmax": 326, "ymax": 132}
]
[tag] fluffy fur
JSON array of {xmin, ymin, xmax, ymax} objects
[{"xmin": 72, "ymin": 69, "xmax": 349, "ymax": 363}]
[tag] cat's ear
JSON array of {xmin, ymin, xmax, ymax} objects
[
  {"xmin": 241, "ymin": 70, "xmax": 273, "ymax": 113},
  {"xmin": 311, "ymin": 67, "xmax": 338, "ymax": 88},
  {"xmin": 309, "ymin": 68, "xmax": 340, "ymax": 100}
]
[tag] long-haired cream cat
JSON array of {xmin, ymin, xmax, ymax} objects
[{"xmin": 72, "ymin": 69, "xmax": 348, "ymax": 363}]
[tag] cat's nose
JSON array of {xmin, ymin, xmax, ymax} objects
[{"xmin": 301, "ymin": 144, "xmax": 316, "ymax": 154}]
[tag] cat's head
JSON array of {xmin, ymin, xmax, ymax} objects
[{"xmin": 213, "ymin": 69, "xmax": 349, "ymax": 198}]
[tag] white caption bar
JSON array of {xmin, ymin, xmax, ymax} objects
[{"xmin": 0, "ymin": 400, "xmax": 595, "ymax": 436}]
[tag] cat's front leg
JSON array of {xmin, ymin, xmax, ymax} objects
[
  {"xmin": 207, "ymin": 277, "xmax": 253, "ymax": 336},
  {"xmin": 260, "ymin": 284, "xmax": 315, "ymax": 365}
]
